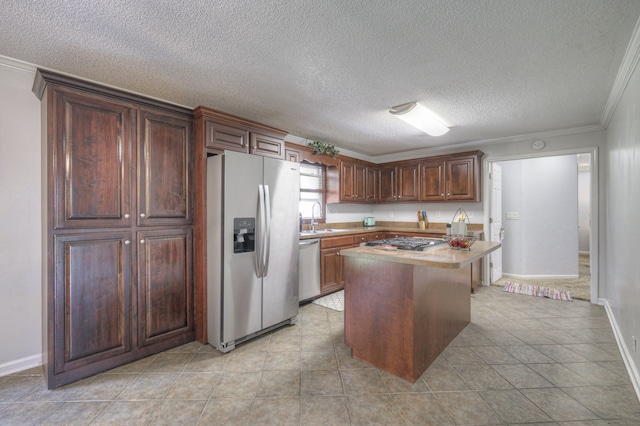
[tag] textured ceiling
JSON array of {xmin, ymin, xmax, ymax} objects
[{"xmin": 2, "ymin": 0, "xmax": 640, "ymax": 157}]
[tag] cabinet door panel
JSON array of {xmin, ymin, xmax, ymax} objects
[
  {"xmin": 250, "ymin": 132, "xmax": 284, "ymax": 159},
  {"xmin": 446, "ymin": 157, "xmax": 475, "ymax": 200},
  {"xmin": 354, "ymin": 162, "xmax": 367, "ymax": 201},
  {"xmin": 397, "ymin": 163, "xmax": 419, "ymax": 201},
  {"xmin": 420, "ymin": 160, "xmax": 445, "ymax": 201},
  {"xmin": 138, "ymin": 229, "xmax": 194, "ymax": 346},
  {"xmin": 205, "ymin": 121, "xmax": 248, "ymax": 153},
  {"xmin": 377, "ymin": 167, "xmax": 396, "ymax": 202},
  {"xmin": 54, "ymin": 90, "xmax": 134, "ymax": 229},
  {"xmin": 340, "ymin": 161, "xmax": 356, "ymax": 201},
  {"xmin": 285, "ymin": 147, "xmax": 300, "ymax": 162},
  {"xmin": 320, "ymin": 248, "xmax": 344, "ymax": 294},
  {"xmin": 365, "ymin": 167, "xmax": 377, "ymax": 202},
  {"xmin": 139, "ymin": 110, "xmax": 193, "ymax": 226},
  {"xmin": 54, "ymin": 232, "xmax": 131, "ymax": 373}
]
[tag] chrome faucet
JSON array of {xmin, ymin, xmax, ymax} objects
[{"xmin": 311, "ymin": 202, "xmax": 321, "ymax": 232}]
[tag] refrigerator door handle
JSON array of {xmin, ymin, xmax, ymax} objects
[
  {"xmin": 256, "ymin": 184, "xmax": 266, "ymax": 278},
  {"xmin": 263, "ymin": 184, "xmax": 271, "ymax": 277}
]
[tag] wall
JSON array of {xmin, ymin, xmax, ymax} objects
[
  {"xmin": 0, "ymin": 58, "xmax": 42, "ymax": 374},
  {"xmin": 326, "ymin": 201, "xmax": 484, "ymax": 228},
  {"xmin": 604, "ymin": 45, "xmax": 640, "ymax": 383},
  {"xmin": 500, "ymin": 156, "xmax": 579, "ymax": 278}
]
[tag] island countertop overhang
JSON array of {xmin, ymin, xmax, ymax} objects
[{"xmin": 340, "ymin": 240, "xmax": 501, "ymax": 269}]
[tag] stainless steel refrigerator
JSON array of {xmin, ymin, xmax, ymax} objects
[{"xmin": 207, "ymin": 151, "xmax": 300, "ymax": 352}]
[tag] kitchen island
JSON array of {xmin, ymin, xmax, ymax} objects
[{"xmin": 340, "ymin": 241, "xmax": 501, "ymax": 382}]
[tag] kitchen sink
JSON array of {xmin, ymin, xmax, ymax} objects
[{"xmin": 299, "ymin": 229, "xmax": 348, "ymax": 236}]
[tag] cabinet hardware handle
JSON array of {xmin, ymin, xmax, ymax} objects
[
  {"xmin": 124, "ymin": 213, "xmax": 130, "ymax": 219},
  {"xmin": 336, "ymin": 252, "xmax": 340, "ymax": 256},
  {"xmin": 140, "ymin": 213, "xmax": 146, "ymax": 218},
  {"xmin": 140, "ymin": 239, "xmax": 145, "ymax": 244},
  {"xmin": 441, "ymin": 194, "xmax": 445, "ymax": 197},
  {"xmin": 124, "ymin": 240, "xmax": 130, "ymax": 245}
]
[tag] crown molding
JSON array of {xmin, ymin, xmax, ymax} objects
[
  {"xmin": 284, "ymin": 134, "xmax": 371, "ymax": 162},
  {"xmin": 0, "ymin": 55, "xmax": 37, "ymax": 73},
  {"xmin": 338, "ymin": 124, "xmax": 604, "ymax": 164},
  {"xmin": 601, "ymin": 16, "xmax": 640, "ymax": 127}
]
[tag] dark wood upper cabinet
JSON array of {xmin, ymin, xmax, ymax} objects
[
  {"xmin": 446, "ymin": 156, "xmax": 478, "ymax": 201},
  {"xmin": 327, "ymin": 159, "xmax": 368, "ymax": 203},
  {"xmin": 419, "ymin": 151, "xmax": 482, "ymax": 202},
  {"xmin": 204, "ymin": 121, "xmax": 248, "ymax": 153},
  {"xmin": 377, "ymin": 162, "xmax": 419, "ymax": 202},
  {"xmin": 138, "ymin": 109, "xmax": 194, "ymax": 226},
  {"xmin": 341, "ymin": 160, "xmax": 366, "ymax": 201},
  {"xmin": 397, "ymin": 162, "xmax": 419, "ymax": 201},
  {"xmin": 377, "ymin": 166, "xmax": 397, "ymax": 202},
  {"xmin": 419, "ymin": 159, "xmax": 446, "ymax": 201},
  {"xmin": 194, "ymin": 106, "xmax": 286, "ymax": 159},
  {"xmin": 250, "ymin": 132, "xmax": 284, "ymax": 159},
  {"xmin": 324, "ymin": 150, "xmax": 482, "ymax": 205},
  {"xmin": 52, "ymin": 89, "xmax": 134, "ymax": 229},
  {"xmin": 365, "ymin": 166, "xmax": 377, "ymax": 201}
]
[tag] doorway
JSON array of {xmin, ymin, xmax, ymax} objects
[{"xmin": 485, "ymin": 149, "xmax": 598, "ymax": 302}]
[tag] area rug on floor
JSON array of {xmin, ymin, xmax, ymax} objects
[
  {"xmin": 502, "ymin": 282, "xmax": 573, "ymax": 301},
  {"xmin": 312, "ymin": 290, "xmax": 344, "ymax": 311}
]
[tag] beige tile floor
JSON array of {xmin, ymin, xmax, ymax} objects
[{"xmin": 1, "ymin": 285, "xmax": 640, "ymax": 425}]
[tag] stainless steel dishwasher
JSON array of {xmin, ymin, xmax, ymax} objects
[{"xmin": 299, "ymin": 238, "xmax": 320, "ymax": 302}]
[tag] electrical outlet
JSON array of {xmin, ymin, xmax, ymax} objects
[
  {"xmin": 506, "ymin": 212, "xmax": 519, "ymax": 220},
  {"xmin": 388, "ymin": 211, "xmax": 394, "ymax": 218},
  {"xmin": 435, "ymin": 211, "xmax": 441, "ymax": 217},
  {"xmin": 468, "ymin": 211, "xmax": 474, "ymax": 219}
]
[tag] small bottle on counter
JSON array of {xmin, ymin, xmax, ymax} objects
[{"xmin": 446, "ymin": 223, "xmax": 451, "ymax": 235}]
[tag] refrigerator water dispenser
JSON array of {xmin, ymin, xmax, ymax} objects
[{"xmin": 233, "ymin": 217, "xmax": 255, "ymax": 253}]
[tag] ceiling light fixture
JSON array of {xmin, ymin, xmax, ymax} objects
[{"xmin": 389, "ymin": 102, "xmax": 449, "ymax": 136}]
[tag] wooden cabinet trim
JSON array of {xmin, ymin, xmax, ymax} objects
[
  {"xmin": 34, "ymin": 69, "xmax": 193, "ymax": 117},
  {"xmin": 193, "ymin": 105, "xmax": 287, "ymax": 138}
]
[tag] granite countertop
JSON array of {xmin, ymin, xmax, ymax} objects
[
  {"xmin": 299, "ymin": 223, "xmax": 483, "ymax": 240},
  {"xmin": 339, "ymin": 240, "xmax": 501, "ymax": 269}
]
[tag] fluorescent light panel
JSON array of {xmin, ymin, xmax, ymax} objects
[{"xmin": 389, "ymin": 102, "xmax": 449, "ymax": 136}]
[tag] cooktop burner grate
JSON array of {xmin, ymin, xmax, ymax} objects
[{"xmin": 364, "ymin": 237, "xmax": 446, "ymax": 251}]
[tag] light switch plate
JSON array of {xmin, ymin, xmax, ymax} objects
[{"xmin": 506, "ymin": 212, "xmax": 519, "ymax": 220}]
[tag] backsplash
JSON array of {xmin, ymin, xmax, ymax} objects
[{"xmin": 326, "ymin": 202, "xmax": 483, "ymax": 225}]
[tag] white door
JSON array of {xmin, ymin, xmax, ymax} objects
[{"xmin": 490, "ymin": 163, "xmax": 504, "ymax": 282}]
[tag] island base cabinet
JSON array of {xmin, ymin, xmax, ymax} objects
[{"xmin": 344, "ymin": 257, "xmax": 470, "ymax": 382}]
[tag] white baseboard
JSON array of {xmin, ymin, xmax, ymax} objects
[
  {"xmin": 601, "ymin": 298, "xmax": 640, "ymax": 402},
  {"xmin": 0, "ymin": 354, "xmax": 42, "ymax": 377},
  {"xmin": 502, "ymin": 273, "xmax": 580, "ymax": 280}
]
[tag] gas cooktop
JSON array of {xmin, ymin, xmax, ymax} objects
[{"xmin": 364, "ymin": 237, "xmax": 446, "ymax": 251}]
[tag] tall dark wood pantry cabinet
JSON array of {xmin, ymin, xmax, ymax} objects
[{"xmin": 33, "ymin": 70, "xmax": 195, "ymax": 389}]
